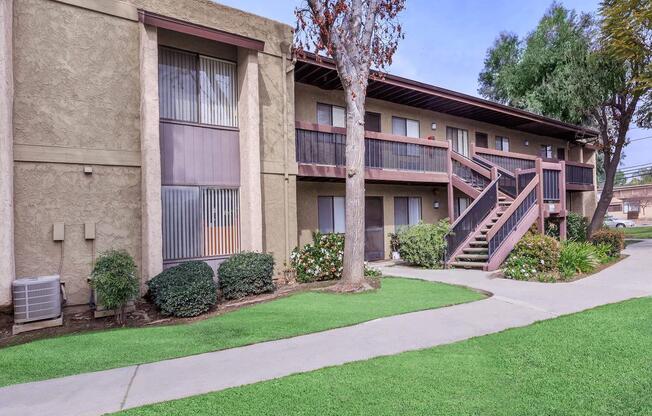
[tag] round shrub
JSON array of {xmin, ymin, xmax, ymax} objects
[
  {"xmin": 291, "ymin": 232, "xmax": 344, "ymax": 282},
  {"xmin": 590, "ymin": 228, "xmax": 625, "ymax": 258},
  {"xmin": 147, "ymin": 261, "xmax": 216, "ymax": 317},
  {"xmin": 397, "ymin": 220, "xmax": 449, "ymax": 268},
  {"xmin": 90, "ymin": 249, "xmax": 139, "ymax": 324},
  {"xmin": 218, "ymin": 252, "xmax": 275, "ymax": 300},
  {"xmin": 503, "ymin": 233, "xmax": 560, "ymax": 280}
]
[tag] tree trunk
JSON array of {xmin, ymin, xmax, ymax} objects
[
  {"xmin": 589, "ymin": 136, "xmax": 624, "ymax": 236},
  {"xmin": 333, "ymin": 88, "xmax": 374, "ymax": 292}
]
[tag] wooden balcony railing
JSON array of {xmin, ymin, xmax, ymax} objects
[
  {"xmin": 295, "ymin": 122, "xmax": 449, "ymax": 182},
  {"xmin": 565, "ymin": 161, "xmax": 594, "ymax": 190}
]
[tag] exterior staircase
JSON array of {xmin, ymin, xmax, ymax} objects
[{"xmin": 445, "ymin": 150, "xmax": 564, "ymax": 271}]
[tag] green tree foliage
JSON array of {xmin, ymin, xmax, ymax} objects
[
  {"xmin": 614, "ymin": 169, "xmax": 628, "ymax": 185},
  {"xmin": 478, "ymin": 1, "xmax": 652, "ymax": 236}
]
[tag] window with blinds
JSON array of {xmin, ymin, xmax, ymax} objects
[
  {"xmin": 159, "ymin": 47, "xmax": 238, "ymax": 128},
  {"xmin": 162, "ymin": 186, "xmax": 240, "ymax": 261},
  {"xmin": 394, "ymin": 197, "xmax": 422, "ymax": 231}
]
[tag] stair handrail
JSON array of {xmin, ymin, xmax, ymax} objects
[
  {"xmin": 445, "ymin": 175, "xmax": 500, "ymax": 262},
  {"xmin": 472, "ymin": 154, "xmax": 517, "ymax": 198},
  {"xmin": 451, "ymin": 151, "xmax": 493, "ymax": 179},
  {"xmin": 486, "ymin": 173, "xmax": 540, "ymax": 257}
]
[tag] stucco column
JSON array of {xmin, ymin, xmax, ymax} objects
[
  {"xmin": 0, "ymin": 0, "xmax": 14, "ymax": 307},
  {"xmin": 237, "ymin": 48, "xmax": 263, "ymax": 252},
  {"xmin": 139, "ymin": 23, "xmax": 163, "ymax": 281}
]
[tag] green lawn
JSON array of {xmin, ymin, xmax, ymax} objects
[
  {"xmin": 119, "ymin": 297, "xmax": 652, "ymax": 416},
  {"xmin": 0, "ymin": 277, "xmax": 482, "ymax": 387},
  {"xmin": 623, "ymin": 226, "xmax": 652, "ymax": 239}
]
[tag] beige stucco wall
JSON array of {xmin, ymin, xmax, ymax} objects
[
  {"xmin": 10, "ymin": 0, "xmax": 296, "ymax": 305},
  {"xmin": 295, "ymin": 83, "xmax": 581, "ymax": 162},
  {"xmin": 296, "ymin": 181, "xmax": 449, "ymax": 259},
  {"xmin": 14, "ymin": 163, "xmax": 142, "ymax": 305}
]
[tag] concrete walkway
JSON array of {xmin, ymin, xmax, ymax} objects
[{"xmin": 2, "ymin": 241, "xmax": 651, "ymax": 416}]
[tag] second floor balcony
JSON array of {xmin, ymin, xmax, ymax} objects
[{"xmin": 295, "ymin": 121, "xmax": 595, "ymax": 190}]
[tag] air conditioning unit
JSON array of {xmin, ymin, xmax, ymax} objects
[{"xmin": 13, "ymin": 275, "xmax": 62, "ymax": 324}]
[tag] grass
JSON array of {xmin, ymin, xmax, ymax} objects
[
  {"xmin": 623, "ymin": 226, "xmax": 652, "ymax": 239},
  {"xmin": 0, "ymin": 277, "xmax": 482, "ymax": 387},
  {"xmin": 118, "ymin": 297, "xmax": 652, "ymax": 416}
]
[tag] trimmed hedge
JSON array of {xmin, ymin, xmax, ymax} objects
[
  {"xmin": 90, "ymin": 249, "xmax": 139, "ymax": 323},
  {"xmin": 147, "ymin": 261, "xmax": 217, "ymax": 317},
  {"xmin": 590, "ymin": 228, "xmax": 625, "ymax": 258},
  {"xmin": 397, "ymin": 220, "xmax": 449, "ymax": 268},
  {"xmin": 218, "ymin": 252, "xmax": 275, "ymax": 300}
]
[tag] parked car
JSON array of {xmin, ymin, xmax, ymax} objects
[{"xmin": 603, "ymin": 215, "xmax": 635, "ymax": 228}]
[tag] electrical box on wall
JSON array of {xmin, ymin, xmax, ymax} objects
[
  {"xmin": 53, "ymin": 223, "xmax": 65, "ymax": 241},
  {"xmin": 85, "ymin": 222, "xmax": 96, "ymax": 240}
]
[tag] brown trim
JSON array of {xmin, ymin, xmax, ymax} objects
[
  {"xmin": 160, "ymin": 118, "xmax": 240, "ymax": 132},
  {"xmin": 565, "ymin": 160, "xmax": 594, "ymax": 169},
  {"xmin": 296, "ymin": 53, "xmax": 598, "ymax": 139},
  {"xmin": 451, "ymin": 175, "xmax": 480, "ymax": 199},
  {"xmin": 541, "ymin": 161, "xmax": 562, "ymax": 171},
  {"xmin": 297, "ymin": 164, "xmax": 449, "ymax": 183},
  {"xmin": 13, "ymin": 144, "xmax": 141, "ymax": 167},
  {"xmin": 475, "ymin": 146, "xmax": 539, "ymax": 161},
  {"xmin": 566, "ymin": 184, "xmax": 594, "ymax": 191},
  {"xmin": 138, "ymin": 10, "xmax": 265, "ymax": 51},
  {"xmin": 485, "ymin": 206, "xmax": 539, "ymax": 271}
]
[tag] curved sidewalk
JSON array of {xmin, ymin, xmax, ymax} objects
[{"xmin": 1, "ymin": 241, "xmax": 651, "ymax": 416}]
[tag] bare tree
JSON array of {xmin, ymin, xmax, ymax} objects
[{"xmin": 295, "ymin": 0, "xmax": 405, "ymax": 292}]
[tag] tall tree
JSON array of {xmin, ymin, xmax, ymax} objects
[
  {"xmin": 295, "ymin": 0, "xmax": 405, "ymax": 292},
  {"xmin": 478, "ymin": 2, "xmax": 652, "ymax": 236}
]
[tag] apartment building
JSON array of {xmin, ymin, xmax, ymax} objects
[{"xmin": 0, "ymin": 0, "xmax": 598, "ymax": 308}]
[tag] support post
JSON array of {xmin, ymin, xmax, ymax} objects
[
  {"xmin": 514, "ymin": 168, "xmax": 521, "ymax": 195},
  {"xmin": 0, "ymin": 0, "xmax": 15, "ymax": 307},
  {"xmin": 139, "ymin": 23, "xmax": 163, "ymax": 282},
  {"xmin": 237, "ymin": 48, "xmax": 263, "ymax": 252},
  {"xmin": 446, "ymin": 144, "xmax": 454, "ymax": 221},
  {"xmin": 559, "ymin": 161, "xmax": 567, "ymax": 241},
  {"xmin": 535, "ymin": 158, "xmax": 545, "ymax": 235}
]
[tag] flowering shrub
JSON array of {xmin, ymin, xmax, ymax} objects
[
  {"xmin": 290, "ymin": 233, "xmax": 384, "ymax": 283},
  {"xmin": 503, "ymin": 233, "xmax": 560, "ymax": 280},
  {"xmin": 291, "ymin": 232, "xmax": 344, "ymax": 283}
]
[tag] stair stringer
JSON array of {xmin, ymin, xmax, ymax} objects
[
  {"xmin": 484, "ymin": 206, "xmax": 540, "ymax": 271},
  {"xmin": 445, "ymin": 205, "xmax": 503, "ymax": 268}
]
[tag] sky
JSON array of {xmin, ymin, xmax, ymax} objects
[{"xmin": 218, "ymin": 0, "xmax": 651, "ymax": 171}]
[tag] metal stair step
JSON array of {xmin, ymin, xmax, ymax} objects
[{"xmin": 449, "ymin": 261, "xmax": 486, "ymax": 269}]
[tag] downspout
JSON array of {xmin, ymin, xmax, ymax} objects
[{"xmin": 282, "ymin": 45, "xmax": 295, "ymax": 264}]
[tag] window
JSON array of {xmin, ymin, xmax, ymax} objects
[
  {"xmin": 475, "ymin": 132, "xmax": 488, "ymax": 148},
  {"xmin": 608, "ymin": 204, "xmax": 623, "ymax": 212},
  {"xmin": 394, "ymin": 197, "xmax": 422, "ymax": 231},
  {"xmin": 318, "ymin": 196, "xmax": 345, "ymax": 233},
  {"xmin": 541, "ymin": 145, "xmax": 553, "ymax": 159},
  {"xmin": 317, "ymin": 103, "xmax": 346, "ymax": 128},
  {"xmin": 392, "ymin": 117, "xmax": 420, "ymax": 138},
  {"xmin": 447, "ymin": 127, "xmax": 469, "ymax": 157},
  {"xmin": 454, "ymin": 197, "xmax": 471, "ymax": 218},
  {"xmin": 159, "ymin": 47, "xmax": 237, "ymax": 127},
  {"xmin": 365, "ymin": 112, "xmax": 382, "ymax": 132},
  {"xmin": 161, "ymin": 186, "xmax": 240, "ymax": 261},
  {"xmin": 495, "ymin": 136, "xmax": 510, "ymax": 152},
  {"xmin": 557, "ymin": 148, "xmax": 566, "ymax": 160}
]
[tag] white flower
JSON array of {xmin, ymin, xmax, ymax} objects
[{"xmin": 540, "ymin": 259, "xmax": 545, "ymax": 265}]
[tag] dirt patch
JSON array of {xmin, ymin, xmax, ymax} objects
[{"xmin": 0, "ymin": 280, "xmax": 337, "ymax": 348}]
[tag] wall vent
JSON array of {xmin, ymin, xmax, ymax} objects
[{"xmin": 13, "ymin": 275, "xmax": 62, "ymax": 324}]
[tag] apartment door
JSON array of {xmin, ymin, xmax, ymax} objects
[{"xmin": 365, "ymin": 197, "xmax": 384, "ymax": 261}]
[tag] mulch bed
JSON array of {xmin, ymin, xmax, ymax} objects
[{"xmin": 0, "ymin": 280, "xmax": 336, "ymax": 348}]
